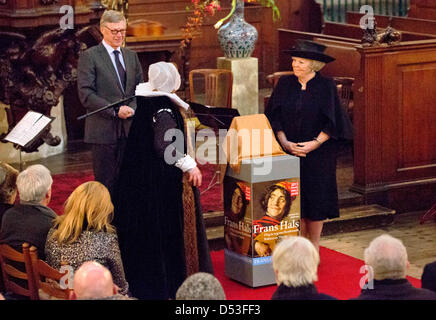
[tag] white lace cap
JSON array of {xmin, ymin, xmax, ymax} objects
[
  {"xmin": 135, "ymin": 61, "xmax": 189, "ymax": 110},
  {"xmin": 149, "ymin": 62, "xmax": 181, "ymax": 93}
]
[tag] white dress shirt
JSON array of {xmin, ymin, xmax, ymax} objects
[{"xmin": 102, "ymin": 40, "xmax": 126, "ymax": 91}]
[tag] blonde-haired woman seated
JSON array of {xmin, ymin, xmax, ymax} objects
[
  {"xmin": 45, "ymin": 181, "xmax": 128, "ymax": 295},
  {"xmin": 271, "ymin": 236, "xmax": 336, "ymax": 300}
]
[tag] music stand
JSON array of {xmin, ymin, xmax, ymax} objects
[{"xmin": 188, "ymin": 101, "xmax": 240, "ymax": 194}]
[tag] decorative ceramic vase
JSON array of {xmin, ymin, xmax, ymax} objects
[{"xmin": 217, "ymin": 0, "xmax": 258, "ymax": 58}]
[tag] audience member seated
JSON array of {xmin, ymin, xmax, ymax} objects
[
  {"xmin": 176, "ymin": 272, "xmax": 226, "ymax": 300},
  {"xmin": 0, "ymin": 162, "xmax": 18, "ymax": 225},
  {"xmin": 45, "ymin": 181, "xmax": 129, "ymax": 295},
  {"xmin": 271, "ymin": 236, "xmax": 336, "ymax": 300},
  {"xmin": 422, "ymin": 261, "xmax": 436, "ymax": 293},
  {"xmin": 70, "ymin": 261, "xmax": 135, "ymax": 300},
  {"xmin": 0, "ymin": 164, "xmax": 56, "ymax": 259},
  {"xmin": 353, "ymin": 234, "xmax": 436, "ymax": 300}
]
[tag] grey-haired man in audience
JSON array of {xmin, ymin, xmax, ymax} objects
[
  {"xmin": 353, "ymin": 234, "xmax": 436, "ymax": 300},
  {"xmin": 0, "ymin": 164, "xmax": 56, "ymax": 259}
]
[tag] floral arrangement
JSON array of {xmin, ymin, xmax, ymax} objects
[{"xmin": 181, "ymin": 0, "xmax": 280, "ymax": 48}]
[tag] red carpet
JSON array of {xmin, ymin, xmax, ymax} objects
[
  {"xmin": 49, "ymin": 169, "xmax": 421, "ymax": 300},
  {"xmin": 210, "ymin": 248, "xmax": 421, "ymax": 300},
  {"xmin": 48, "ymin": 163, "xmax": 221, "ymax": 215}
]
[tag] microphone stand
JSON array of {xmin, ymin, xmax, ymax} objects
[{"xmin": 76, "ymin": 96, "xmax": 136, "ymax": 120}]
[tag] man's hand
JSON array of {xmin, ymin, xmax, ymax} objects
[
  {"xmin": 118, "ymin": 105, "xmax": 134, "ymax": 119},
  {"xmin": 188, "ymin": 166, "xmax": 202, "ymax": 187}
]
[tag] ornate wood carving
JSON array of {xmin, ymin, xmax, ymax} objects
[{"xmin": 0, "ymin": 26, "xmax": 101, "ymax": 153}]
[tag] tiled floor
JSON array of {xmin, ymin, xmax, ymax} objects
[{"xmin": 320, "ymin": 210, "xmax": 436, "ymax": 279}]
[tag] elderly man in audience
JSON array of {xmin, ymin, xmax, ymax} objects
[
  {"xmin": 271, "ymin": 236, "xmax": 336, "ymax": 300},
  {"xmin": 0, "ymin": 164, "xmax": 56, "ymax": 259},
  {"xmin": 0, "ymin": 162, "xmax": 18, "ymax": 225},
  {"xmin": 70, "ymin": 261, "xmax": 135, "ymax": 300},
  {"xmin": 176, "ymin": 272, "xmax": 226, "ymax": 300},
  {"xmin": 353, "ymin": 234, "xmax": 436, "ymax": 300}
]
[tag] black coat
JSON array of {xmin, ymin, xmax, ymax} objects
[
  {"xmin": 353, "ymin": 279, "xmax": 436, "ymax": 300},
  {"xmin": 0, "ymin": 203, "xmax": 13, "ymax": 227},
  {"xmin": 271, "ymin": 284, "xmax": 337, "ymax": 300},
  {"xmin": 265, "ymin": 73, "xmax": 353, "ymax": 221},
  {"xmin": 0, "ymin": 203, "xmax": 56, "ymax": 259},
  {"xmin": 422, "ymin": 261, "xmax": 436, "ymax": 293},
  {"xmin": 112, "ymin": 96, "xmax": 213, "ymax": 300}
]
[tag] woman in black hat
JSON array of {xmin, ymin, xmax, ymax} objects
[{"xmin": 265, "ymin": 40, "xmax": 353, "ymax": 251}]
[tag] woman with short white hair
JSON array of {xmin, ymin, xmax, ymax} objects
[{"xmin": 271, "ymin": 236, "xmax": 336, "ymax": 300}]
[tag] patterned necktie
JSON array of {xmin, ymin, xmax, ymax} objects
[{"xmin": 113, "ymin": 50, "xmax": 126, "ymax": 91}]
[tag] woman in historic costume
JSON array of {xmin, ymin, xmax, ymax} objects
[
  {"xmin": 112, "ymin": 62, "xmax": 213, "ymax": 300},
  {"xmin": 265, "ymin": 40, "xmax": 353, "ymax": 251}
]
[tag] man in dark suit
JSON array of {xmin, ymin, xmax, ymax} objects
[
  {"xmin": 353, "ymin": 234, "xmax": 436, "ymax": 300},
  {"xmin": 77, "ymin": 10, "xmax": 143, "ymax": 194}
]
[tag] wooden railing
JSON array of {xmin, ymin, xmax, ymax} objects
[{"xmin": 319, "ymin": 0, "xmax": 410, "ymax": 22}]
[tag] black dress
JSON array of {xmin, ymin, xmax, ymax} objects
[
  {"xmin": 265, "ymin": 73, "xmax": 353, "ymax": 221},
  {"xmin": 112, "ymin": 96, "xmax": 213, "ymax": 300}
]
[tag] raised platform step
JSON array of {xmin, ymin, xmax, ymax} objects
[
  {"xmin": 322, "ymin": 204, "xmax": 396, "ymax": 236},
  {"xmin": 338, "ymin": 189, "xmax": 364, "ymax": 208},
  {"xmin": 204, "ymin": 204, "xmax": 396, "ymax": 249}
]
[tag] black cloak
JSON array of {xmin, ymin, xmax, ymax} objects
[
  {"xmin": 265, "ymin": 73, "xmax": 353, "ymax": 221},
  {"xmin": 112, "ymin": 95, "xmax": 213, "ymax": 300}
]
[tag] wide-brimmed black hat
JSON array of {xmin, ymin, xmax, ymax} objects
[{"xmin": 284, "ymin": 40, "xmax": 335, "ymax": 63}]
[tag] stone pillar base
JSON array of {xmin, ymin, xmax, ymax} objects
[{"xmin": 217, "ymin": 57, "xmax": 259, "ymax": 116}]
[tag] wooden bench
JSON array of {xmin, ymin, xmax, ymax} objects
[{"xmin": 346, "ymin": 11, "xmax": 436, "ymax": 36}]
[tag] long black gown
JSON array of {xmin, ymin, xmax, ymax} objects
[
  {"xmin": 265, "ymin": 73, "xmax": 353, "ymax": 221},
  {"xmin": 112, "ymin": 95, "xmax": 213, "ymax": 300}
]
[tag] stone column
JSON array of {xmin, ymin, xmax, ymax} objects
[{"xmin": 217, "ymin": 57, "xmax": 259, "ymax": 116}]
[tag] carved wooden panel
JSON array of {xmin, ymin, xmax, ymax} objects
[
  {"xmin": 396, "ymin": 62, "xmax": 436, "ymax": 176},
  {"xmin": 409, "ymin": 0, "xmax": 436, "ymax": 20}
]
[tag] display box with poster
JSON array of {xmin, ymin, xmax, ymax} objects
[{"xmin": 223, "ymin": 155, "xmax": 300, "ymax": 287}]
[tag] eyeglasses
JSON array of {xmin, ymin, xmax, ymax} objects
[{"xmin": 104, "ymin": 26, "xmax": 127, "ymax": 36}]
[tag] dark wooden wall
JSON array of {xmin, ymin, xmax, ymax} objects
[
  {"xmin": 409, "ymin": 0, "xmax": 436, "ymax": 20},
  {"xmin": 126, "ymin": 0, "xmax": 323, "ymax": 88}
]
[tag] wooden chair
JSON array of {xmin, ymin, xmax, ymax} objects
[
  {"xmin": 189, "ymin": 69, "xmax": 233, "ymax": 108},
  {"xmin": 266, "ymin": 71, "xmax": 294, "ymax": 88},
  {"xmin": 29, "ymin": 246, "xmax": 71, "ymax": 300},
  {"xmin": 0, "ymin": 243, "xmax": 38, "ymax": 300},
  {"xmin": 188, "ymin": 69, "xmax": 233, "ymax": 193},
  {"xmin": 333, "ymin": 76, "xmax": 354, "ymax": 122}
]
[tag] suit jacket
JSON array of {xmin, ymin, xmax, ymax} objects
[
  {"xmin": 271, "ymin": 284, "xmax": 337, "ymax": 300},
  {"xmin": 422, "ymin": 261, "xmax": 436, "ymax": 293},
  {"xmin": 77, "ymin": 43, "xmax": 144, "ymax": 144},
  {"xmin": 353, "ymin": 279, "xmax": 436, "ymax": 300}
]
